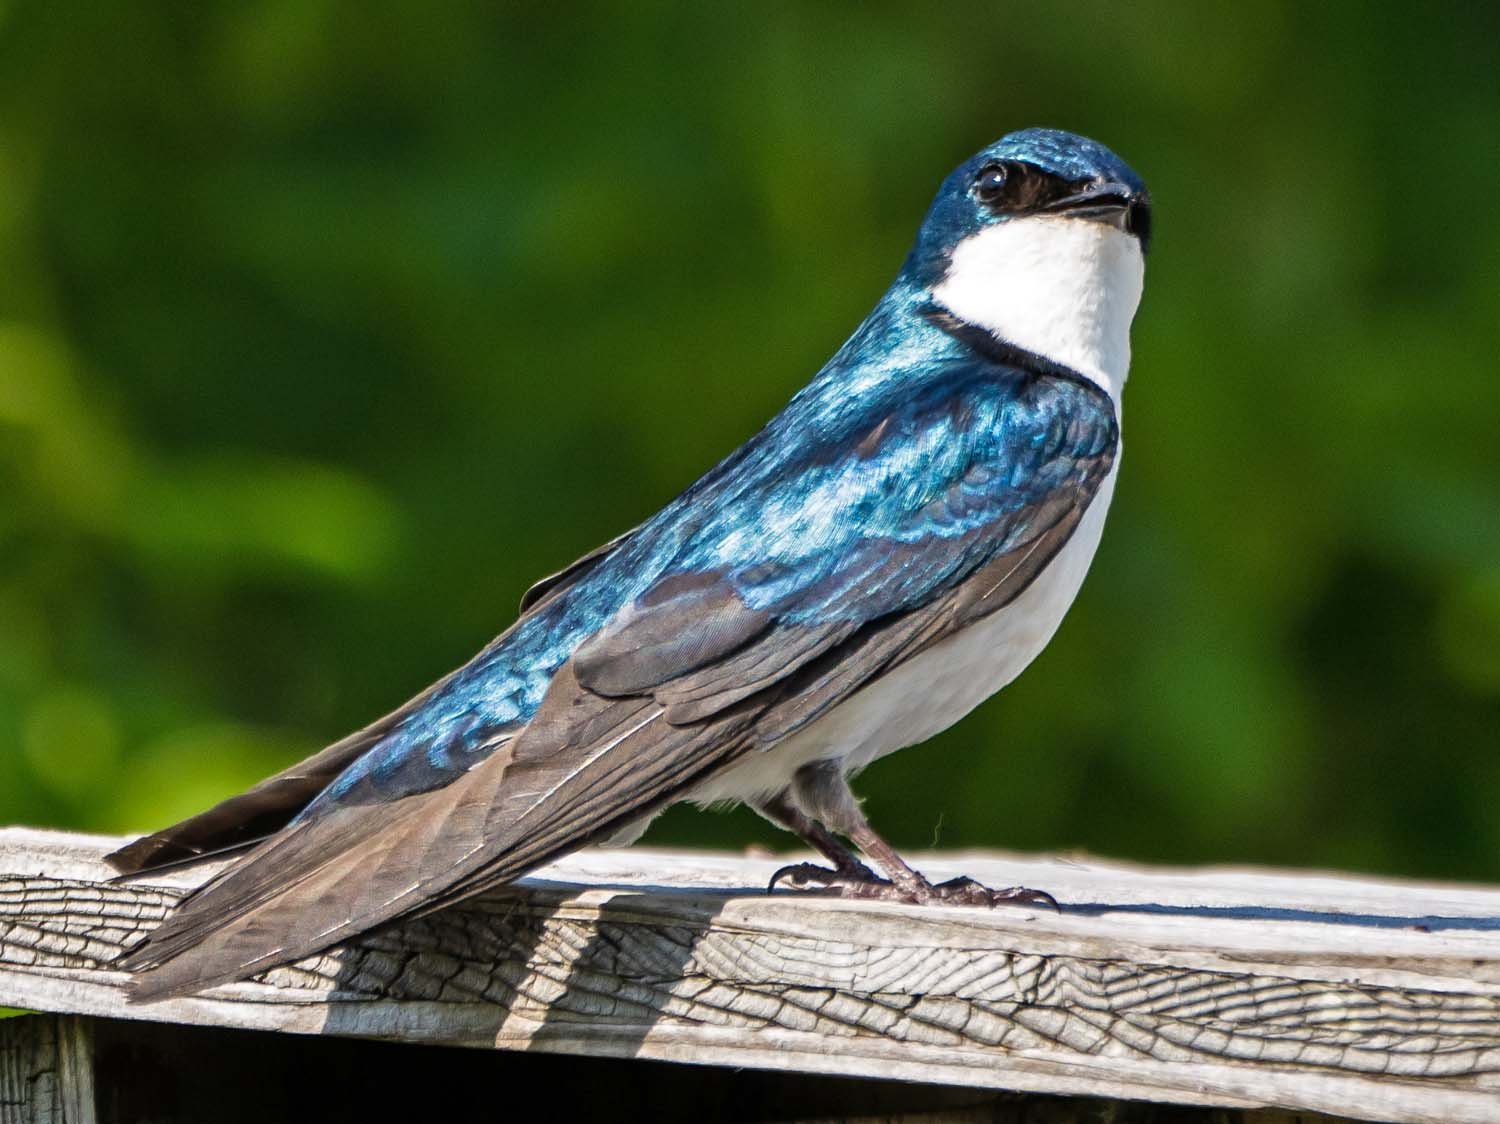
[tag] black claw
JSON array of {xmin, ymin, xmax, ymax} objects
[
  {"xmin": 767, "ymin": 862, "xmax": 837, "ymax": 894},
  {"xmin": 996, "ymin": 885, "xmax": 1061, "ymax": 912}
]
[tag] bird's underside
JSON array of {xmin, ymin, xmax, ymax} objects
[{"xmin": 107, "ymin": 352, "xmax": 1117, "ymax": 1003}]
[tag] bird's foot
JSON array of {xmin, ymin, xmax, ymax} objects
[
  {"xmin": 767, "ymin": 860, "xmax": 888, "ymax": 898},
  {"xmin": 769, "ymin": 863, "xmax": 1057, "ymax": 911},
  {"xmin": 919, "ymin": 875, "xmax": 1059, "ymax": 911}
]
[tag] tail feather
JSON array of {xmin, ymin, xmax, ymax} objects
[
  {"xmin": 118, "ymin": 742, "xmax": 519, "ymax": 1003},
  {"xmin": 117, "ymin": 662, "xmax": 755, "ymax": 1003}
]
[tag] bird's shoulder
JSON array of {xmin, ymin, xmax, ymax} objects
[{"xmin": 677, "ymin": 351, "xmax": 1118, "ymax": 574}]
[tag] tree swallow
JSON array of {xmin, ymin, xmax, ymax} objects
[{"xmin": 110, "ymin": 127, "xmax": 1151, "ymax": 1001}]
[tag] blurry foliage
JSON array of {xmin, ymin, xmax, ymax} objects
[{"xmin": 0, "ymin": 2, "xmax": 1496, "ymax": 879}]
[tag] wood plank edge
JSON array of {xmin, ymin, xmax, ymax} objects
[{"xmin": 5, "ymin": 970, "xmax": 1494, "ymax": 1124}]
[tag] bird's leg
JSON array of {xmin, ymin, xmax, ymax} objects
[
  {"xmin": 785, "ymin": 760, "xmax": 1058, "ymax": 910},
  {"xmin": 751, "ymin": 788, "xmax": 882, "ymax": 892}
]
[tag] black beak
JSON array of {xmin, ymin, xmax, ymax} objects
[{"xmin": 1045, "ymin": 181, "xmax": 1152, "ymax": 253}]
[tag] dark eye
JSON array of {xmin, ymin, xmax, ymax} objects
[{"xmin": 974, "ymin": 163, "xmax": 1009, "ymax": 205}]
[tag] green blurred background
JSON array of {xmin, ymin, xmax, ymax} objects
[{"xmin": 0, "ymin": 1, "xmax": 1496, "ymax": 881}]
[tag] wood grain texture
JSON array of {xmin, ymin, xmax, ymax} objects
[
  {"xmin": 0, "ymin": 1015, "xmax": 58, "ymax": 1124},
  {"xmin": 0, "ymin": 1015, "xmax": 95, "ymax": 1124},
  {"xmin": 3, "ymin": 828, "xmax": 1500, "ymax": 1124}
]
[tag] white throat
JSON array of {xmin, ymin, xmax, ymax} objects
[{"xmin": 931, "ymin": 216, "xmax": 1144, "ymax": 404}]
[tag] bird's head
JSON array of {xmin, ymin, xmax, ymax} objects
[{"xmin": 909, "ymin": 128, "xmax": 1151, "ymax": 400}]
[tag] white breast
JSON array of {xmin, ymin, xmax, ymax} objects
[{"xmin": 932, "ymin": 216, "xmax": 1142, "ymax": 406}]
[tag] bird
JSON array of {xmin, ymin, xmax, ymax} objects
[{"xmin": 108, "ymin": 127, "xmax": 1151, "ymax": 1002}]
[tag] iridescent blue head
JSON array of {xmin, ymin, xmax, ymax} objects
[
  {"xmin": 910, "ymin": 128, "xmax": 1151, "ymax": 284},
  {"xmin": 907, "ymin": 128, "xmax": 1152, "ymax": 402}
]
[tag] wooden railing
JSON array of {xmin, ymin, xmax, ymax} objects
[{"xmin": 3, "ymin": 827, "xmax": 1499, "ymax": 1123}]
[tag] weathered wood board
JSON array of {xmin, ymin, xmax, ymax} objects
[
  {"xmin": 3, "ymin": 827, "xmax": 1500, "ymax": 1123},
  {"xmin": 0, "ymin": 1010, "xmax": 1364, "ymax": 1124},
  {"xmin": 0, "ymin": 1012, "xmax": 94, "ymax": 1124}
]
